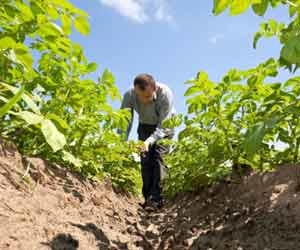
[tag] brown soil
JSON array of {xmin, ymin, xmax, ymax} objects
[{"xmin": 1, "ymin": 139, "xmax": 300, "ymax": 250}]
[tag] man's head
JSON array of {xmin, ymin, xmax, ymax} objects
[{"xmin": 134, "ymin": 74, "xmax": 156, "ymax": 104}]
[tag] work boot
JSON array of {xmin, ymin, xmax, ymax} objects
[
  {"xmin": 138, "ymin": 197, "xmax": 151, "ymax": 209},
  {"xmin": 145, "ymin": 199, "xmax": 163, "ymax": 211}
]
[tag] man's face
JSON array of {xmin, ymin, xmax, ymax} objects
[{"xmin": 134, "ymin": 85, "xmax": 156, "ymax": 104}]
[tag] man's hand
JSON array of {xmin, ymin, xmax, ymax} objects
[
  {"xmin": 142, "ymin": 141, "xmax": 150, "ymax": 152},
  {"xmin": 138, "ymin": 141, "xmax": 150, "ymax": 153}
]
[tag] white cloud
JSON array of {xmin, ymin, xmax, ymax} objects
[
  {"xmin": 100, "ymin": 0, "xmax": 173, "ymax": 23},
  {"xmin": 208, "ymin": 34, "xmax": 224, "ymax": 44},
  {"xmin": 100, "ymin": 0, "xmax": 148, "ymax": 23},
  {"xmin": 154, "ymin": 0, "xmax": 173, "ymax": 22}
]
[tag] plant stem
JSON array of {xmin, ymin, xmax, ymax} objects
[{"xmin": 285, "ymin": 0, "xmax": 298, "ymax": 7}]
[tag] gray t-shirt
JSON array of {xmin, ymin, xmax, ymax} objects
[{"xmin": 121, "ymin": 82, "xmax": 175, "ymax": 144}]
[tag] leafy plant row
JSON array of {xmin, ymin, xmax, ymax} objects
[
  {"xmin": 0, "ymin": 0, "xmax": 141, "ymax": 194},
  {"xmin": 164, "ymin": 0, "xmax": 300, "ymax": 195}
]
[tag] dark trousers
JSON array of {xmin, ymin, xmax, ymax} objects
[{"xmin": 138, "ymin": 123, "xmax": 167, "ymax": 202}]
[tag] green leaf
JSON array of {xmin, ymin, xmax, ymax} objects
[
  {"xmin": 243, "ymin": 122, "xmax": 266, "ymax": 156},
  {"xmin": 61, "ymin": 14, "xmax": 72, "ymax": 35},
  {"xmin": 281, "ymin": 37, "xmax": 300, "ymax": 65},
  {"xmin": 0, "ymin": 82, "xmax": 40, "ymax": 113},
  {"xmin": 0, "ymin": 37, "xmax": 17, "ymax": 49},
  {"xmin": 30, "ymin": 1, "xmax": 45, "ymax": 15},
  {"xmin": 39, "ymin": 22, "xmax": 63, "ymax": 37},
  {"xmin": 52, "ymin": 0, "xmax": 73, "ymax": 9},
  {"xmin": 253, "ymin": 32, "xmax": 262, "ymax": 49},
  {"xmin": 213, "ymin": 0, "xmax": 231, "ymax": 15},
  {"xmin": 0, "ymin": 37, "xmax": 32, "ymax": 68},
  {"xmin": 283, "ymin": 76, "xmax": 300, "ymax": 88},
  {"xmin": 184, "ymin": 86, "xmax": 202, "ymax": 97},
  {"xmin": 101, "ymin": 69, "xmax": 115, "ymax": 85},
  {"xmin": 47, "ymin": 5, "xmax": 59, "ymax": 19},
  {"xmin": 21, "ymin": 93, "xmax": 41, "ymax": 114},
  {"xmin": 17, "ymin": 111, "xmax": 43, "ymax": 125},
  {"xmin": 74, "ymin": 16, "xmax": 90, "ymax": 35},
  {"xmin": 41, "ymin": 119, "xmax": 66, "ymax": 152},
  {"xmin": 15, "ymin": 46, "xmax": 33, "ymax": 69},
  {"xmin": 0, "ymin": 86, "xmax": 24, "ymax": 118},
  {"xmin": 62, "ymin": 151, "xmax": 82, "ymax": 168},
  {"xmin": 230, "ymin": 0, "xmax": 251, "ymax": 15},
  {"xmin": 196, "ymin": 71, "xmax": 209, "ymax": 83},
  {"xmin": 46, "ymin": 113, "xmax": 69, "ymax": 129},
  {"xmin": 289, "ymin": 4, "xmax": 297, "ymax": 18},
  {"xmin": 271, "ymin": 0, "xmax": 283, "ymax": 8},
  {"xmin": 87, "ymin": 62, "xmax": 98, "ymax": 73},
  {"xmin": 16, "ymin": 2, "xmax": 34, "ymax": 21},
  {"xmin": 162, "ymin": 114, "xmax": 183, "ymax": 129},
  {"xmin": 268, "ymin": 19, "xmax": 278, "ymax": 32},
  {"xmin": 252, "ymin": 0, "xmax": 268, "ymax": 16}
]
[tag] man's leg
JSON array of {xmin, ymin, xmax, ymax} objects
[
  {"xmin": 148, "ymin": 143, "xmax": 168, "ymax": 207},
  {"xmin": 140, "ymin": 151, "xmax": 153, "ymax": 201},
  {"xmin": 138, "ymin": 123, "xmax": 157, "ymax": 203}
]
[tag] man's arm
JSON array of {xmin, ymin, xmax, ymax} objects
[
  {"xmin": 145, "ymin": 88, "xmax": 175, "ymax": 145},
  {"xmin": 119, "ymin": 91, "xmax": 134, "ymax": 140}
]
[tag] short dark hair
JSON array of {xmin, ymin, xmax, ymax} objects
[{"xmin": 133, "ymin": 74, "xmax": 156, "ymax": 91}]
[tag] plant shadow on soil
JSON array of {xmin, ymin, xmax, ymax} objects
[
  {"xmin": 41, "ymin": 233, "xmax": 79, "ymax": 250},
  {"xmin": 42, "ymin": 223, "xmax": 132, "ymax": 250},
  {"xmin": 71, "ymin": 222, "xmax": 130, "ymax": 250}
]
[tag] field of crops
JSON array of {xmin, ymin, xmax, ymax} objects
[{"xmin": 1, "ymin": 0, "xmax": 300, "ymax": 196}]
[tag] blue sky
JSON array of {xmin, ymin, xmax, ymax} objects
[{"xmin": 69, "ymin": 0, "xmax": 291, "ymax": 138}]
